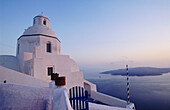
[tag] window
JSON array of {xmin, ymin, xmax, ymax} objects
[
  {"xmin": 47, "ymin": 42, "xmax": 51, "ymax": 53},
  {"xmin": 33, "ymin": 19, "xmax": 36, "ymax": 25},
  {"xmin": 17, "ymin": 44, "xmax": 20, "ymax": 54},
  {"xmin": 43, "ymin": 20, "xmax": 46, "ymax": 25},
  {"xmin": 48, "ymin": 67, "xmax": 53, "ymax": 76}
]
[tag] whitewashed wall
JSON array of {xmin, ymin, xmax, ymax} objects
[
  {"xmin": 0, "ymin": 66, "xmax": 49, "ymax": 87},
  {"xmin": 17, "ymin": 36, "xmax": 40, "ymax": 73},
  {"xmin": 0, "ymin": 83, "xmax": 73, "ymax": 110},
  {"xmin": 91, "ymin": 90, "xmax": 127, "ymax": 108}
]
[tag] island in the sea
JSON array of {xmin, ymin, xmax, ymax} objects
[{"xmin": 100, "ymin": 67, "xmax": 170, "ymax": 76}]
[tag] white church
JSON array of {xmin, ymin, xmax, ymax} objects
[{"xmin": 0, "ymin": 14, "xmax": 135, "ymax": 110}]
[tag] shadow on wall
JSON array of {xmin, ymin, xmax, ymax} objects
[{"xmin": 0, "ymin": 55, "xmax": 20, "ymax": 72}]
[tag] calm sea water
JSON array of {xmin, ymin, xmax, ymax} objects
[{"xmin": 84, "ymin": 72, "xmax": 170, "ymax": 110}]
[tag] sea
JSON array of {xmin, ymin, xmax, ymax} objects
[{"xmin": 83, "ymin": 72, "xmax": 170, "ymax": 110}]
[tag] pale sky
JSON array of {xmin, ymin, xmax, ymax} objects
[{"xmin": 0, "ymin": 0, "xmax": 170, "ymax": 73}]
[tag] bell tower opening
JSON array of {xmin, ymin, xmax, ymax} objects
[{"xmin": 43, "ymin": 20, "xmax": 46, "ymax": 25}]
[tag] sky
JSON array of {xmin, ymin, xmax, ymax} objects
[{"xmin": 0, "ymin": 0, "xmax": 170, "ymax": 73}]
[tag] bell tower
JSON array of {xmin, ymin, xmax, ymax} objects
[
  {"xmin": 17, "ymin": 14, "xmax": 61, "ymax": 74},
  {"xmin": 33, "ymin": 14, "xmax": 50, "ymax": 28}
]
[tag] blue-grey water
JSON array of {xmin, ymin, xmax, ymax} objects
[{"xmin": 84, "ymin": 72, "xmax": 170, "ymax": 110}]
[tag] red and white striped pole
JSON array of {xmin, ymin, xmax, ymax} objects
[{"xmin": 126, "ymin": 65, "xmax": 130, "ymax": 104}]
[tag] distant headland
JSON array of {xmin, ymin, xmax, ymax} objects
[{"xmin": 100, "ymin": 67, "xmax": 170, "ymax": 76}]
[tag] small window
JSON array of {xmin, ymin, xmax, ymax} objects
[
  {"xmin": 48, "ymin": 67, "xmax": 53, "ymax": 76},
  {"xmin": 17, "ymin": 44, "xmax": 20, "ymax": 54},
  {"xmin": 47, "ymin": 42, "xmax": 51, "ymax": 53},
  {"xmin": 43, "ymin": 20, "xmax": 46, "ymax": 25},
  {"xmin": 33, "ymin": 19, "xmax": 36, "ymax": 24}
]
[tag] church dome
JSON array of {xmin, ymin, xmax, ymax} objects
[
  {"xmin": 22, "ymin": 14, "xmax": 57, "ymax": 38},
  {"xmin": 34, "ymin": 14, "xmax": 48, "ymax": 18},
  {"xmin": 23, "ymin": 25, "xmax": 56, "ymax": 37}
]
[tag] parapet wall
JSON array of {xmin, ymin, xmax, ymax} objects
[
  {"xmin": 0, "ymin": 83, "xmax": 73, "ymax": 110},
  {"xmin": 0, "ymin": 66, "xmax": 49, "ymax": 87},
  {"xmin": 91, "ymin": 90, "xmax": 127, "ymax": 108}
]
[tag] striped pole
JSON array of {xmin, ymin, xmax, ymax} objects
[{"xmin": 126, "ymin": 65, "xmax": 130, "ymax": 104}]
